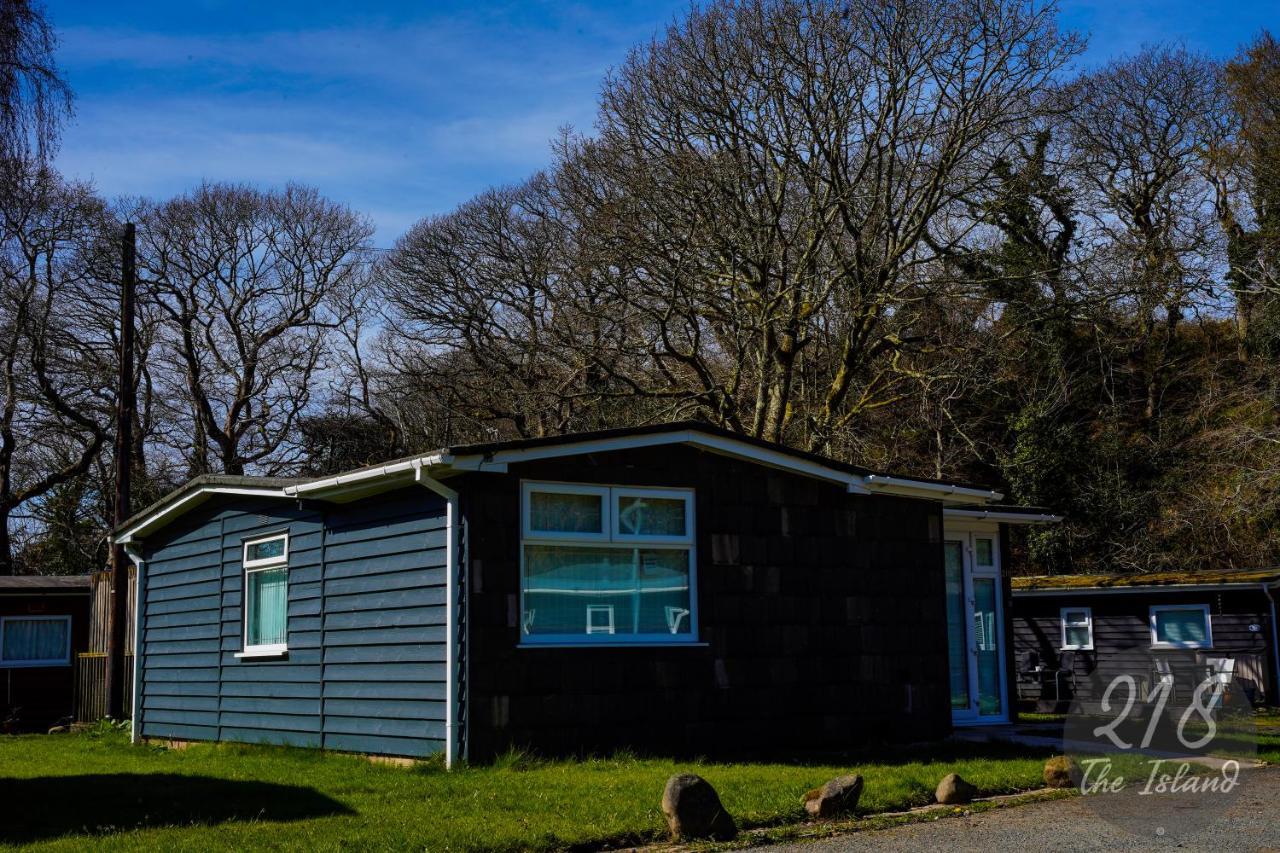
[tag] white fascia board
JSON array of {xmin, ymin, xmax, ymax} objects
[
  {"xmin": 864, "ymin": 474, "xmax": 1003, "ymax": 504},
  {"xmin": 944, "ymin": 508, "xmax": 1061, "ymax": 524},
  {"xmin": 479, "ymin": 430, "xmax": 870, "ymax": 493},
  {"xmin": 115, "ymin": 486, "xmax": 291, "ymax": 544}
]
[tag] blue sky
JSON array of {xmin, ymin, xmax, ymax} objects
[{"xmin": 47, "ymin": 0, "xmax": 1279, "ymax": 246}]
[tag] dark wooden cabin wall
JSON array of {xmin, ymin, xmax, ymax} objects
[
  {"xmin": 1013, "ymin": 589, "xmax": 1276, "ymax": 703},
  {"xmin": 457, "ymin": 444, "xmax": 951, "ymax": 760}
]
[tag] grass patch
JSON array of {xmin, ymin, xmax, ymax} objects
[{"xmin": 0, "ymin": 731, "xmax": 1053, "ymax": 851}]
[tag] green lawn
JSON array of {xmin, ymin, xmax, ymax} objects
[{"xmin": 0, "ymin": 728, "xmax": 1053, "ymax": 851}]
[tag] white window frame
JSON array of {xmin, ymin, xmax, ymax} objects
[
  {"xmin": 521, "ymin": 482, "xmax": 611, "ymax": 542},
  {"xmin": 0, "ymin": 614, "xmax": 72, "ymax": 667},
  {"xmin": 1149, "ymin": 604, "xmax": 1213, "ymax": 650},
  {"xmin": 520, "ymin": 481, "xmax": 698, "ymax": 647},
  {"xmin": 243, "ymin": 531, "xmax": 290, "ymax": 569},
  {"xmin": 1060, "ymin": 606, "xmax": 1094, "ymax": 651},
  {"xmin": 239, "ymin": 531, "xmax": 290, "ymax": 658},
  {"xmin": 612, "ymin": 487, "xmax": 696, "ymax": 544}
]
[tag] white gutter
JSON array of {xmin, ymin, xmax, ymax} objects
[
  {"xmin": 864, "ymin": 474, "xmax": 1002, "ymax": 503},
  {"xmin": 123, "ymin": 543, "xmax": 146, "ymax": 745},
  {"xmin": 284, "ymin": 453, "xmax": 447, "ymax": 497},
  {"xmin": 944, "ymin": 508, "xmax": 1061, "ymax": 524},
  {"xmin": 412, "ymin": 461, "xmax": 460, "ymax": 769}
]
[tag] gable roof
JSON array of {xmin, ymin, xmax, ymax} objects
[
  {"xmin": 1012, "ymin": 568, "xmax": 1280, "ymax": 596},
  {"xmin": 115, "ymin": 421, "xmax": 1017, "ymax": 544}
]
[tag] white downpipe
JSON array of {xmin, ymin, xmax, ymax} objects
[
  {"xmin": 122, "ymin": 543, "xmax": 146, "ymax": 744},
  {"xmin": 414, "ymin": 462, "xmax": 460, "ymax": 769}
]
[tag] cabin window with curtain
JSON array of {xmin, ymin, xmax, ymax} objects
[
  {"xmin": 1149, "ymin": 604, "xmax": 1212, "ymax": 649},
  {"xmin": 1060, "ymin": 607, "xmax": 1093, "ymax": 650},
  {"xmin": 0, "ymin": 615, "xmax": 71, "ymax": 667},
  {"xmin": 241, "ymin": 532, "xmax": 289, "ymax": 656},
  {"xmin": 520, "ymin": 482, "xmax": 697, "ymax": 645}
]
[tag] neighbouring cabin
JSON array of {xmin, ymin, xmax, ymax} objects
[
  {"xmin": 1011, "ymin": 571, "xmax": 1280, "ymax": 710},
  {"xmin": 0, "ymin": 575, "xmax": 91, "ymax": 730},
  {"xmin": 117, "ymin": 422, "xmax": 1057, "ymax": 763}
]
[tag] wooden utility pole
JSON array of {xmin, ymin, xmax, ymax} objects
[{"xmin": 105, "ymin": 223, "xmax": 136, "ymax": 720}]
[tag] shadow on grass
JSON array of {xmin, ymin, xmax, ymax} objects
[{"xmin": 0, "ymin": 773, "xmax": 355, "ymax": 844}]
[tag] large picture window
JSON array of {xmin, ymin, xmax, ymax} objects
[
  {"xmin": 0, "ymin": 615, "xmax": 71, "ymax": 667},
  {"xmin": 241, "ymin": 532, "xmax": 289, "ymax": 656},
  {"xmin": 520, "ymin": 482, "xmax": 696, "ymax": 645},
  {"xmin": 1150, "ymin": 604, "xmax": 1212, "ymax": 649}
]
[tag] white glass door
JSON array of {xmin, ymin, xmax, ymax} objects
[{"xmin": 946, "ymin": 530, "xmax": 1008, "ymax": 725}]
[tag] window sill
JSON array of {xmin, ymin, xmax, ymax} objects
[
  {"xmin": 235, "ymin": 648, "xmax": 288, "ymax": 660},
  {"xmin": 518, "ymin": 642, "xmax": 709, "ymax": 650},
  {"xmin": 0, "ymin": 660, "xmax": 71, "ymax": 668}
]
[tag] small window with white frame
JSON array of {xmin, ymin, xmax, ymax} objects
[
  {"xmin": 0, "ymin": 615, "xmax": 72, "ymax": 667},
  {"xmin": 520, "ymin": 482, "xmax": 697, "ymax": 645},
  {"xmin": 1060, "ymin": 607, "xmax": 1093, "ymax": 650},
  {"xmin": 241, "ymin": 532, "xmax": 289, "ymax": 656},
  {"xmin": 1150, "ymin": 604, "xmax": 1212, "ymax": 649}
]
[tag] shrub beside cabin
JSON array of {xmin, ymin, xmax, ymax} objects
[{"xmin": 115, "ymin": 422, "xmax": 1057, "ymax": 764}]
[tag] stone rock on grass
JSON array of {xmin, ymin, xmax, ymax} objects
[
  {"xmin": 1043, "ymin": 755, "xmax": 1080, "ymax": 789},
  {"xmin": 935, "ymin": 772, "xmax": 978, "ymax": 804},
  {"xmin": 661, "ymin": 773, "xmax": 737, "ymax": 841},
  {"xmin": 803, "ymin": 774, "xmax": 864, "ymax": 819}
]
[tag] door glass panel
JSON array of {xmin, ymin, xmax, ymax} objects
[
  {"xmin": 944, "ymin": 542, "xmax": 969, "ymax": 711},
  {"xmin": 973, "ymin": 576, "xmax": 1003, "ymax": 716}
]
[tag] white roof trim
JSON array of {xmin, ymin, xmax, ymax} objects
[
  {"xmin": 283, "ymin": 453, "xmax": 447, "ymax": 498},
  {"xmin": 115, "ymin": 485, "xmax": 292, "ymax": 544},
  {"xmin": 865, "ymin": 474, "xmax": 1002, "ymax": 503},
  {"xmin": 944, "ymin": 508, "xmax": 1061, "ymax": 524}
]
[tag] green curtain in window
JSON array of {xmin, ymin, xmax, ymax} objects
[
  {"xmin": 247, "ymin": 568, "xmax": 288, "ymax": 646},
  {"xmin": 2, "ymin": 618, "xmax": 69, "ymax": 662},
  {"xmin": 1155, "ymin": 609, "xmax": 1208, "ymax": 645}
]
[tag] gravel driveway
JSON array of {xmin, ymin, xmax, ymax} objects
[{"xmin": 764, "ymin": 767, "xmax": 1280, "ymax": 852}]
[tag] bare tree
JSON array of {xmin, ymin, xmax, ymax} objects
[
  {"xmin": 1063, "ymin": 46, "xmax": 1226, "ymax": 423},
  {"xmin": 553, "ymin": 0, "xmax": 1082, "ymax": 451},
  {"xmin": 139, "ymin": 183, "xmax": 372, "ymax": 475},
  {"xmin": 0, "ymin": 0, "xmax": 71, "ymax": 164},
  {"xmin": 0, "ymin": 162, "xmax": 113, "ymax": 573}
]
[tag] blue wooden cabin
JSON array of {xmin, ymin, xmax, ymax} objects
[{"xmin": 115, "ymin": 422, "xmax": 1056, "ymax": 764}]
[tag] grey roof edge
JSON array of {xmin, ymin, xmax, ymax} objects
[
  {"xmin": 0, "ymin": 574, "xmax": 92, "ymax": 591},
  {"xmin": 115, "ymin": 474, "xmax": 307, "ymax": 539}
]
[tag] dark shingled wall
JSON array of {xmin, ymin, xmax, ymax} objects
[{"xmin": 457, "ymin": 443, "xmax": 951, "ymax": 760}]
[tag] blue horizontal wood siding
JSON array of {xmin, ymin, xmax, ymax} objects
[{"xmin": 138, "ymin": 487, "xmax": 448, "ymax": 758}]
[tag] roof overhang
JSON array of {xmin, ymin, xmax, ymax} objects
[
  {"xmin": 115, "ymin": 484, "xmax": 297, "ymax": 545},
  {"xmin": 944, "ymin": 507, "xmax": 1062, "ymax": 524},
  {"xmin": 114, "ymin": 426, "xmax": 1013, "ymax": 544},
  {"xmin": 1013, "ymin": 580, "xmax": 1280, "ymax": 597}
]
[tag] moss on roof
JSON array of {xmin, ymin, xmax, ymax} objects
[{"xmin": 1012, "ymin": 569, "xmax": 1280, "ymax": 591}]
